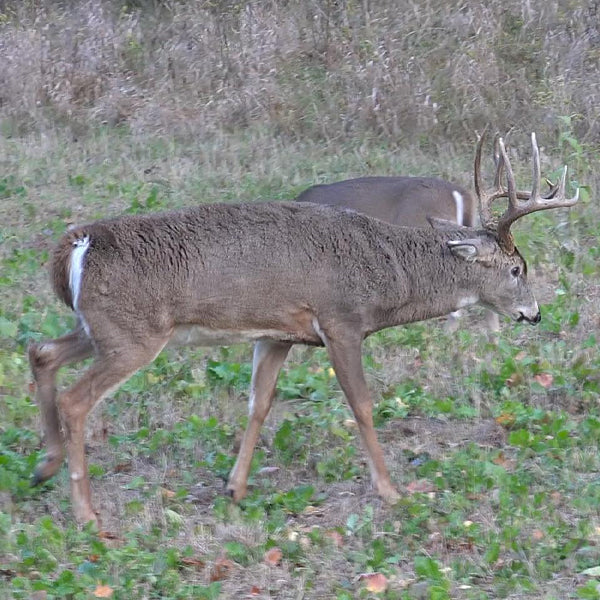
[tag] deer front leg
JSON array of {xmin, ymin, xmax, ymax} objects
[
  {"xmin": 324, "ymin": 331, "xmax": 400, "ymax": 503},
  {"xmin": 29, "ymin": 327, "xmax": 94, "ymax": 485},
  {"xmin": 227, "ymin": 340, "xmax": 291, "ymax": 502}
]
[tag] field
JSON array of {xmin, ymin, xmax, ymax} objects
[{"xmin": 1, "ymin": 1, "xmax": 600, "ymax": 599}]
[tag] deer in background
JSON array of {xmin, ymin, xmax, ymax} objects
[
  {"xmin": 28, "ymin": 132, "xmax": 578, "ymax": 525},
  {"xmin": 297, "ymin": 131, "xmax": 560, "ymax": 332}
]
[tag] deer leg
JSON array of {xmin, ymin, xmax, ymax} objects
[
  {"xmin": 485, "ymin": 309, "xmax": 500, "ymax": 333},
  {"xmin": 58, "ymin": 336, "xmax": 169, "ymax": 525},
  {"xmin": 227, "ymin": 340, "xmax": 291, "ymax": 502},
  {"xmin": 444, "ymin": 310, "xmax": 462, "ymax": 333},
  {"xmin": 29, "ymin": 327, "xmax": 94, "ymax": 485},
  {"xmin": 324, "ymin": 333, "xmax": 400, "ymax": 503}
]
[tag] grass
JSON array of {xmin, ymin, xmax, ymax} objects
[
  {"xmin": 1, "ymin": 123, "xmax": 599, "ymax": 600},
  {"xmin": 1, "ymin": 1, "xmax": 600, "ymax": 597}
]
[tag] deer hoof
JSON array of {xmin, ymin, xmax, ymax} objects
[
  {"xmin": 378, "ymin": 484, "xmax": 401, "ymax": 504},
  {"xmin": 31, "ymin": 455, "xmax": 64, "ymax": 486},
  {"xmin": 31, "ymin": 473, "xmax": 44, "ymax": 487},
  {"xmin": 226, "ymin": 484, "xmax": 247, "ymax": 503},
  {"xmin": 75, "ymin": 507, "xmax": 100, "ymax": 528}
]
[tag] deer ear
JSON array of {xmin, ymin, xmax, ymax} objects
[
  {"xmin": 447, "ymin": 238, "xmax": 495, "ymax": 264},
  {"xmin": 428, "ymin": 217, "xmax": 468, "ymax": 230}
]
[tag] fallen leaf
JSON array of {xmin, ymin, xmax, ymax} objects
[
  {"xmin": 406, "ymin": 479, "xmax": 436, "ymax": 494},
  {"xmin": 495, "ymin": 413, "xmax": 516, "ymax": 427},
  {"xmin": 146, "ymin": 372, "xmax": 161, "ymax": 384},
  {"xmin": 534, "ymin": 373, "xmax": 553, "ymax": 388},
  {"xmin": 532, "ymin": 529, "xmax": 545, "ymax": 540},
  {"xmin": 505, "ymin": 372, "xmax": 523, "ymax": 388},
  {"xmin": 250, "ymin": 585, "xmax": 262, "ymax": 595},
  {"xmin": 210, "ymin": 556, "xmax": 235, "ymax": 582},
  {"xmin": 257, "ymin": 466, "xmax": 280, "ymax": 475},
  {"xmin": 492, "ymin": 452, "xmax": 515, "ymax": 470},
  {"xmin": 160, "ymin": 487, "xmax": 176, "ymax": 499},
  {"xmin": 325, "ymin": 530, "xmax": 344, "ymax": 548},
  {"xmin": 93, "ymin": 585, "xmax": 114, "ymax": 598},
  {"xmin": 98, "ymin": 531, "xmax": 123, "ymax": 542},
  {"xmin": 113, "ymin": 462, "xmax": 132, "ymax": 473},
  {"xmin": 358, "ymin": 572, "xmax": 388, "ymax": 593},
  {"xmin": 264, "ymin": 547, "xmax": 283, "ymax": 566},
  {"xmin": 180, "ymin": 556, "xmax": 205, "ymax": 570}
]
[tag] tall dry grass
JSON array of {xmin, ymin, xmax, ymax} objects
[{"xmin": 0, "ymin": 0, "xmax": 598, "ymax": 166}]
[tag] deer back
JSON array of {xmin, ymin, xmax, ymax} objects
[{"xmin": 296, "ymin": 176, "xmax": 477, "ymax": 227}]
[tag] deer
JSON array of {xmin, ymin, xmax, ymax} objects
[
  {"xmin": 28, "ymin": 132, "xmax": 578, "ymax": 526},
  {"xmin": 296, "ymin": 132, "xmax": 560, "ymax": 332}
]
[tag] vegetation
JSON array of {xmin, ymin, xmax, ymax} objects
[{"xmin": 1, "ymin": 1, "xmax": 599, "ymax": 598}]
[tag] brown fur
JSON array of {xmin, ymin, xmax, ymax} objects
[{"xmin": 296, "ymin": 176, "xmax": 477, "ymax": 226}]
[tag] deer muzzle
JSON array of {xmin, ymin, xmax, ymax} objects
[{"xmin": 517, "ymin": 309, "xmax": 541, "ymax": 325}]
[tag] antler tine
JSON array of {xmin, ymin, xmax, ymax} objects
[
  {"xmin": 496, "ymin": 132, "xmax": 580, "ymax": 252},
  {"xmin": 492, "ymin": 133, "xmax": 504, "ymax": 190},
  {"xmin": 474, "ymin": 124, "xmax": 504, "ymax": 228},
  {"xmin": 499, "ymin": 136, "xmax": 518, "ymax": 219},
  {"xmin": 543, "ymin": 178, "xmax": 560, "ymax": 199},
  {"xmin": 530, "ymin": 132, "xmax": 540, "ymax": 201},
  {"xmin": 473, "ymin": 124, "xmax": 488, "ymax": 202}
]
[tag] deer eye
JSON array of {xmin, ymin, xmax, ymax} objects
[{"xmin": 511, "ymin": 266, "xmax": 521, "ymax": 277}]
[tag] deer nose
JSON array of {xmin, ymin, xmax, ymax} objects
[{"xmin": 517, "ymin": 310, "xmax": 541, "ymax": 325}]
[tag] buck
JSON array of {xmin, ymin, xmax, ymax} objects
[
  {"xmin": 296, "ymin": 132, "xmax": 559, "ymax": 331},
  {"xmin": 29, "ymin": 132, "xmax": 578, "ymax": 525}
]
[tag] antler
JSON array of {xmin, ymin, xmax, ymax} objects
[
  {"xmin": 474, "ymin": 128, "xmax": 577, "ymax": 250},
  {"xmin": 474, "ymin": 127, "xmax": 534, "ymax": 227},
  {"xmin": 495, "ymin": 132, "xmax": 579, "ymax": 252},
  {"xmin": 490, "ymin": 133, "xmax": 561, "ymax": 200}
]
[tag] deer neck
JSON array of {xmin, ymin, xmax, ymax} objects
[{"xmin": 376, "ymin": 227, "xmax": 485, "ymax": 330}]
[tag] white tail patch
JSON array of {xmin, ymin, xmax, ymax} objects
[
  {"xmin": 312, "ymin": 317, "xmax": 327, "ymax": 344},
  {"xmin": 452, "ymin": 190, "xmax": 465, "ymax": 225},
  {"xmin": 69, "ymin": 236, "xmax": 90, "ymax": 311}
]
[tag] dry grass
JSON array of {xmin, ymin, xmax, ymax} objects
[{"xmin": 1, "ymin": 0, "xmax": 599, "ymax": 166}]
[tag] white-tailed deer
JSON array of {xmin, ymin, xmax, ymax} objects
[
  {"xmin": 29, "ymin": 133, "xmax": 578, "ymax": 525},
  {"xmin": 296, "ymin": 132, "xmax": 560, "ymax": 331}
]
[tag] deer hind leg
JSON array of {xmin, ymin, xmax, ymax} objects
[
  {"xmin": 323, "ymin": 329, "xmax": 400, "ymax": 503},
  {"xmin": 29, "ymin": 326, "xmax": 94, "ymax": 485},
  {"xmin": 227, "ymin": 340, "xmax": 291, "ymax": 502},
  {"xmin": 58, "ymin": 335, "xmax": 169, "ymax": 525}
]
